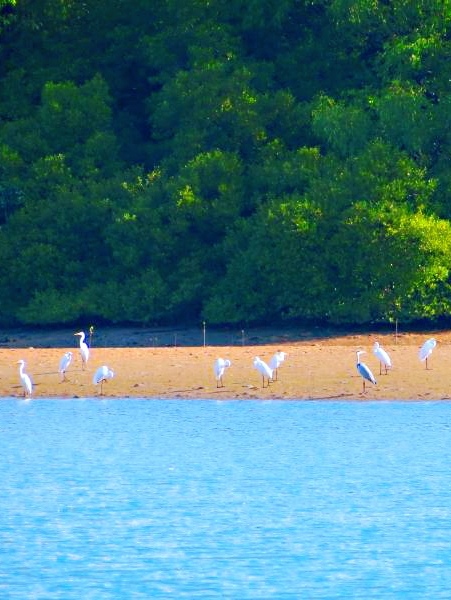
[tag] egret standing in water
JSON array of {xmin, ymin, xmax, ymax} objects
[
  {"xmin": 93, "ymin": 365, "xmax": 114, "ymax": 395},
  {"xmin": 253, "ymin": 357, "xmax": 273, "ymax": 388},
  {"xmin": 214, "ymin": 358, "xmax": 231, "ymax": 388},
  {"xmin": 356, "ymin": 351, "xmax": 376, "ymax": 393},
  {"xmin": 59, "ymin": 351, "xmax": 73, "ymax": 382},
  {"xmin": 17, "ymin": 359, "xmax": 33, "ymax": 398},
  {"xmin": 373, "ymin": 342, "xmax": 392, "ymax": 375},
  {"xmin": 74, "ymin": 331, "xmax": 89, "ymax": 370},
  {"xmin": 419, "ymin": 338, "xmax": 437, "ymax": 369},
  {"xmin": 269, "ymin": 350, "xmax": 287, "ymax": 381}
]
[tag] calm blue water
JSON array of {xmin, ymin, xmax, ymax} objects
[{"xmin": 1, "ymin": 399, "xmax": 451, "ymax": 599}]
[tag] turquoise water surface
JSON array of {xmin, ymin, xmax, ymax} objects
[{"xmin": 1, "ymin": 398, "xmax": 451, "ymax": 599}]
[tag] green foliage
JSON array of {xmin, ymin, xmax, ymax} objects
[
  {"xmin": 311, "ymin": 94, "xmax": 374, "ymax": 157},
  {"xmin": 374, "ymin": 82, "xmax": 440, "ymax": 155},
  {"xmin": 16, "ymin": 288, "xmax": 83, "ymax": 325},
  {"xmin": 323, "ymin": 202, "xmax": 451, "ymax": 323},
  {"xmin": 203, "ymin": 197, "xmax": 325, "ymax": 324},
  {"xmin": 1, "ymin": 0, "xmax": 451, "ymax": 328}
]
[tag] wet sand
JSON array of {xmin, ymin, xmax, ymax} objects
[{"xmin": 3, "ymin": 329, "xmax": 451, "ymax": 400}]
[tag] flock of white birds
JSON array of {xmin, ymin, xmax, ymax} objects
[
  {"xmin": 355, "ymin": 337, "xmax": 437, "ymax": 393},
  {"xmin": 213, "ymin": 350, "xmax": 289, "ymax": 391},
  {"xmin": 17, "ymin": 330, "xmax": 115, "ymax": 398},
  {"xmin": 219, "ymin": 339, "xmax": 438, "ymax": 395},
  {"xmin": 16, "ymin": 333, "xmax": 438, "ymax": 399}
]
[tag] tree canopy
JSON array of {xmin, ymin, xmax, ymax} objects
[{"xmin": 1, "ymin": 0, "xmax": 451, "ymax": 327}]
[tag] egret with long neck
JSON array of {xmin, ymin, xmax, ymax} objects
[
  {"xmin": 74, "ymin": 331, "xmax": 89, "ymax": 370},
  {"xmin": 17, "ymin": 359, "xmax": 33, "ymax": 398}
]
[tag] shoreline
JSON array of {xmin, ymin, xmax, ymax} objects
[{"xmin": 2, "ymin": 329, "xmax": 451, "ymax": 400}]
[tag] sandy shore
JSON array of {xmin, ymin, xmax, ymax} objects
[{"xmin": 3, "ymin": 328, "xmax": 451, "ymax": 400}]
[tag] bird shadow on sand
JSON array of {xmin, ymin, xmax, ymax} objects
[
  {"xmin": 32, "ymin": 369, "xmax": 88, "ymax": 377},
  {"xmin": 320, "ymin": 393, "xmax": 355, "ymax": 399},
  {"xmin": 159, "ymin": 386, "xmax": 206, "ymax": 394},
  {"xmin": 33, "ymin": 370, "xmax": 60, "ymax": 376}
]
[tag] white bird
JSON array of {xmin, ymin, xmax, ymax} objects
[
  {"xmin": 253, "ymin": 357, "xmax": 273, "ymax": 388},
  {"xmin": 214, "ymin": 358, "xmax": 231, "ymax": 388},
  {"xmin": 17, "ymin": 359, "xmax": 33, "ymax": 398},
  {"xmin": 59, "ymin": 351, "xmax": 73, "ymax": 381},
  {"xmin": 419, "ymin": 338, "xmax": 436, "ymax": 369},
  {"xmin": 356, "ymin": 351, "xmax": 376, "ymax": 393},
  {"xmin": 74, "ymin": 331, "xmax": 89, "ymax": 370},
  {"xmin": 373, "ymin": 342, "xmax": 391, "ymax": 375},
  {"xmin": 93, "ymin": 365, "xmax": 114, "ymax": 395},
  {"xmin": 269, "ymin": 350, "xmax": 287, "ymax": 380}
]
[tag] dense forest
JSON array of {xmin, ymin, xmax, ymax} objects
[{"xmin": 1, "ymin": 0, "xmax": 451, "ymax": 328}]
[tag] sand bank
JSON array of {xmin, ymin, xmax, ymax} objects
[{"xmin": 3, "ymin": 330, "xmax": 451, "ymax": 400}]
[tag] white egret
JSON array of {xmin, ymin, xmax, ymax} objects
[
  {"xmin": 59, "ymin": 351, "xmax": 73, "ymax": 381},
  {"xmin": 373, "ymin": 342, "xmax": 391, "ymax": 375},
  {"xmin": 93, "ymin": 365, "xmax": 114, "ymax": 395},
  {"xmin": 356, "ymin": 351, "xmax": 376, "ymax": 393},
  {"xmin": 214, "ymin": 358, "xmax": 231, "ymax": 388},
  {"xmin": 269, "ymin": 350, "xmax": 287, "ymax": 381},
  {"xmin": 17, "ymin": 359, "xmax": 33, "ymax": 398},
  {"xmin": 253, "ymin": 357, "xmax": 273, "ymax": 388},
  {"xmin": 74, "ymin": 331, "xmax": 89, "ymax": 370},
  {"xmin": 419, "ymin": 338, "xmax": 436, "ymax": 369}
]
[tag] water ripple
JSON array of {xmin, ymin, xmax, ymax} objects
[{"xmin": 0, "ymin": 399, "xmax": 451, "ymax": 598}]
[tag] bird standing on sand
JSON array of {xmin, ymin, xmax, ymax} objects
[
  {"xmin": 74, "ymin": 331, "xmax": 89, "ymax": 370},
  {"xmin": 419, "ymin": 338, "xmax": 436, "ymax": 369},
  {"xmin": 93, "ymin": 365, "xmax": 114, "ymax": 395},
  {"xmin": 17, "ymin": 359, "xmax": 33, "ymax": 398},
  {"xmin": 59, "ymin": 351, "xmax": 73, "ymax": 382},
  {"xmin": 356, "ymin": 351, "xmax": 376, "ymax": 393},
  {"xmin": 269, "ymin": 350, "xmax": 287, "ymax": 381},
  {"xmin": 253, "ymin": 357, "xmax": 273, "ymax": 388},
  {"xmin": 373, "ymin": 342, "xmax": 391, "ymax": 375},
  {"xmin": 214, "ymin": 358, "xmax": 231, "ymax": 388}
]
